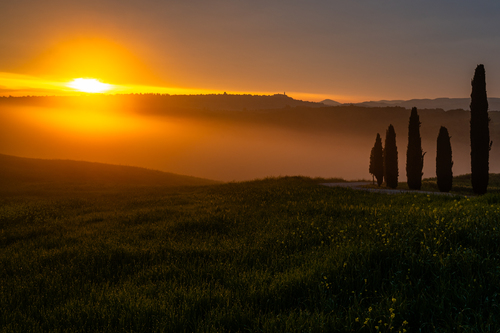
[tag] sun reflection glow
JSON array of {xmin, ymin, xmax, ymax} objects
[{"xmin": 67, "ymin": 78, "xmax": 112, "ymax": 93}]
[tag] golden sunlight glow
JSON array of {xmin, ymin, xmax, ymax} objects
[
  {"xmin": 0, "ymin": 72, "xmax": 360, "ymax": 103},
  {"xmin": 19, "ymin": 102, "xmax": 150, "ymax": 137},
  {"xmin": 67, "ymin": 78, "xmax": 112, "ymax": 93},
  {"xmin": 20, "ymin": 37, "xmax": 163, "ymax": 86}
]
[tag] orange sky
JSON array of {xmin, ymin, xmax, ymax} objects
[
  {"xmin": 0, "ymin": 35, "xmax": 363, "ymax": 103},
  {"xmin": 1, "ymin": 1, "xmax": 499, "ymax": 103}
]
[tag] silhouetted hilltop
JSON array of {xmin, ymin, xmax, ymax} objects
[
  {"xmin": 320, "ymin": 99, "xmax": 342, "ymax": 106},
  {"xmin": 0, "ymin": 154, "xmax": 218, "ymax": 189},
  {"xmin": 0, "ymin": 93, "xmax": 324, "ymax": 111},
  {"xmin": 8, "ymin": 94, "xmax": 500, "ymax": 111},
  {"xmin": 352, "ymin": 97, "xmax": 500, "ymax": 111}
]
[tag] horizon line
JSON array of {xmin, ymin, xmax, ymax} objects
[{"xmin": 2, "ymin": 92, "xmax": 498, "ymax": 102}]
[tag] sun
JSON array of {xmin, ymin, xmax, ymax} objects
[{"xmin": 67, "ymin": 78, "xmax": 112, "ymax": 93}]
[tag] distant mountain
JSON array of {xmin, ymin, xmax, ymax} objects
[
  {"xmin": 320, "ymin": 99, "xmax": 342, "ymax": 106},
  {"xmin": 351, "ymin": 97, "xmax": 500, "ymax": 111},
  {"xmin": 0, "ymin": 154, "xmax": 219, "ymax": 189}
]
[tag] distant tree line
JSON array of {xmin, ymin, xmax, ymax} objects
[{"xmin": 369, "ymin": 64, "xmax": 491, "ymax": 194}]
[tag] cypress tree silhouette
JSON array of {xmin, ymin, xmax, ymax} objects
[
  {"xmin": 406, "ymin": 107, "xmax": 425, "ymax": 190},
  {"xmin": 436, "ymin": 126, "xmax": 453, "ymax": 192},
  {"xmin": 369, "ymin": 133, "xmax": 384, "ymax": 186},
  {"xmin": 470, "ymin": 64, "xmax": 491, "ymax": 194},
  {"xmin": 384, "ymin": 124, "xmax": 398, "ymax": 189}
]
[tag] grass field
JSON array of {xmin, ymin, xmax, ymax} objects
[
  {"xmin": 2, "ymin": 176, "xmax": 500, "ymax": 332},
  {"xmin": 366, "ymin": 173, "xmax": 500, "ymax": 196}
]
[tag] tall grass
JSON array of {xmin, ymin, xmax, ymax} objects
[{"xmin": 1, "ymin": 177, "xmax": 500, "ymax": 332}]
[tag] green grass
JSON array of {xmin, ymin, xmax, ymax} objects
[
  {"xmin": 2, "ymin": 176, "xmax": 500, "ymax": 332},
  {"xmin": 365, "ymin": 173, "xmax": 500, "ymax": 196}
]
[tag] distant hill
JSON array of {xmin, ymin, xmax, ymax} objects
[
  {"xmin": 352, "ymin": 97, "xmax": 500, "ymax": 111},
  {"xmin": 320, "ymin": 99, "xmax": 342, "ymax": 106},
  {"xmin": 5, "ymin": 94, "xmax": 500, "ymax": 112},
  {"xmin": 0, "ymin": 154, "xmax": 219, "ymax": 188},
  {"xmin": 0, "ymin": 93, "xmax": 325, "ymax": 111}
]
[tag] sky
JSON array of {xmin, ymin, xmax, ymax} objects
[{"xmin": 1, "ymin": 0, "xmax": 500, "ymax": 102}]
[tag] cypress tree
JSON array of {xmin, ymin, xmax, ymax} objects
[
  {"xmin": 384, "ymin": 124, "xmax": 398, "ymax": 189},
  {"xmin": 406, "ymin": 107, "xmax": 425, "ymax": 190},
  {"xmin": 436, "ymin": 126, "xmax": 453, "ymax": 192},
  {"xmin": 369, "ymin": 133, "xmax": 384, "ymax": 186},
  {"xmin": 470, "ymin": 64, "xmax": 491, "ymax": 194}
]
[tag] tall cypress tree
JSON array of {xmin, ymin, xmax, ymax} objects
[
  {"xmin": 369, "ymin": 133, "xmax": 384, "ymax": 186},
  {"xmin": 470, "ymin": 64, "xmax": 491, "ymax": 194},
  {"xmin": 436, "ymin": 126, "xmax": 453, "ymax": 192},
  {"xmin": 406, "ymin": 107, "xmax": 425, "ymax": 190},
  {"xmin": 384, "ymin": 124, "xmax": 398, "ymax": 189}
]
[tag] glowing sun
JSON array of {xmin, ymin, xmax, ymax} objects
[{"xmin": 67, "ymin": 78, "xmax": 112, "ymax": 93}]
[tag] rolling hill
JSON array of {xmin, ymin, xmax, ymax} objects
[{"xmin": 0, "ymin": 154, "xmax": 219, "ymax": 189}]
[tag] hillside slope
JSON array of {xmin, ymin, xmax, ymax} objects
[{"xmin": 0, "ymin": 154, "xmax": 218, "ymax": 188}]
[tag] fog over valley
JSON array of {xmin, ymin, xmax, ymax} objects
[{"xmin": 1, "ymin": 95, "xmax": 499, "ymax": 181}]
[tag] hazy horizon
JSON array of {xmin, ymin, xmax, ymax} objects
[{"xmin": 3, "ymin": 95, "xmax": 500, "ymax": 182}]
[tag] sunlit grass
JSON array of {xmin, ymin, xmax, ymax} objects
[{"xmin": 1, "ymin": 176, "xmax": 500, "ymax": 332}]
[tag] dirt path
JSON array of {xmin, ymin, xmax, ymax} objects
[{"xmin": 320, "ymin": 182, "xmax": 457, "ymax": 196}]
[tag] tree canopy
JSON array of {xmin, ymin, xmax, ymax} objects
[
  {"xmin": 384, "ymin": 124, "xmax": 398, "ymax": 189},
  {"xmin": 470, "ymin": 64, "xmax": 491, "ymax": 194},
  {"xmin": 436, "ymin": 126, "xmax": 453, "ymax": 192},
  {"xmin": 406, "ymin": 107, "xmax": 425, "ymax": 190},
  {"xmin": 369, "ymin": 133, "xmax": 384, "ymax": 186}
]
